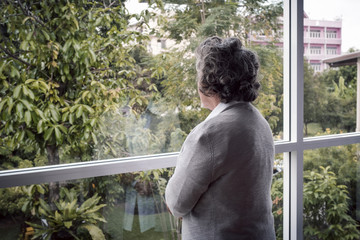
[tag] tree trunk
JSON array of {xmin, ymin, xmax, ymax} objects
[
  {"xmin": 46, "ymin": 145, "xmax": 60, "ymax": 207},
  {"xmin": 200, "ymin": 0, "xmax": 205, "ymax": 24}
]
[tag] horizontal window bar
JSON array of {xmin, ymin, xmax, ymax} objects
[
  {"xmin": 1, "ymin": 133, "xmax": 360, "ymax": 188},
  {"xmin": 303, "ymin": 132, "xmax": 360, "ymax": 150},
  {"xmin": 0, "ymin": 153, "xmax": 178, "ymax": 188},
  {"xmin": 275, "ymin": 140, "xmax": 299, "ymax": 153}
]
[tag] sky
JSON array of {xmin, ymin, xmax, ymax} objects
[
  {"xmin": 125, "ymin": 0, "xmax": 360, "ymax": 52},
  {"xmin": 304, "ymin": 0, "xmax": 360, "ymax": 52}
]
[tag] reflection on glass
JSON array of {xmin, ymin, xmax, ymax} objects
[
  {"xmin": 304, "ymin": 0, "xmax": 360, "ymax": 137},
  {"xmin": 303, "ymin": 144, "xmax": 360, "ymax": 239},
  {"xmin": 0, "ymin": 157, "xmax": 285, "ymax": 240},
  {"xmin": 0, "ymin": 0, "xmax": 284, "ymax": 170},
  {"xmin": 0, "ymin": 169, "xmax": 181, "ymax": 240}
]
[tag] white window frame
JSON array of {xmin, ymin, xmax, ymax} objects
[
  {"xmin": 326, "ymin": 46, "xmax": 337, "ymax": 55},
  {"xmin": 157, "ymin": 39, "xmax": 166, "ymax": 49},
  {"xmin": 326, "ymin": 30, "xmax": 337, "ymax": 38},
  {"xmin": 310, "ymin": 46, "xmax": 321, "ymax": 54},
  {"xmin": 310, "ymin": 63, "xmax": 321, "ymax": 71},
  {"xmin": 310, "ymin": 29, "xmax": 321, "ymax": 38},
  {"xmin": 1, "ymin": 1, "xmax": 360, "ymax": 239}
]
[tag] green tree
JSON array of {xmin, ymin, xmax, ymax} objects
[
  {"xmin": 317, "ymin": 76, "xmax": 356, "ymax": 133},
  {"xmin": 150, "ymin": 0, "xmax": 284, "ymax": 137},
  {"xmin": 252, "ymin": 44, "xmax": 283, "ymax": 136},
  {"xmin": 305, "ymin": 47, "xmax": 357, "ymax": 135},
  {"xmin": 304, "ymin": 145, "xmax": 359, "ymax": 223},
  {"xmin": 162, "ymin": 0, "xmax": 282, "ymax": 44},
  {"xmin": 271, "ymin": 165, "xmax": 360, "ymax": 240},
  {"xmin": 303, "ymin": 166, "xmax": 360, "ymax": 240},
  {"xmin": 303, "ymin": 60, "xmax": 324, "ymax": 136},
  {"xmin": 0, "ymin": 0, "xmax": 161, "ymax": 201},
  {"xmin": 271, "ymin": 171, "xmax": 284, "ymax": 239}
]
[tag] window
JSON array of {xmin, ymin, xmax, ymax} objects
[
  {"xmin": 157, "ymin": 39, "xmax": 166, "ymax": 49},
  {"xmin": 326, "ymin": 30, "xmax": 337, "ymax": 38},
  {"xmin": 1, "ymin": 0, "xmax": 286, "ymax": 237},
  {"xmin": 161, "ymin": 39, "xmax": 166, "ymax": 49},
  {"xmin": 326, "ymin": 46, "xmax": 337, "ymax": 55},
  {"xmin": 1, "ymin": 1, "xmax": 360, "ymax": 240},
  {"xmin": 310, "ymin": 29, "xmax": 321, "ymax": 38},
  {"xmin": 303, "ymin": 144, "xmax": 360, "ymax": 239},
  {"xmin": 310, "ymin": 46, "xmax": 321, "ymax": 54},
  {"xmin": 303, "ymin": 0, "xmax": 360, "ymax": 237},
  {"xmin": 310, "ymin": 63, "xmax": 321, "ymax": 71}
]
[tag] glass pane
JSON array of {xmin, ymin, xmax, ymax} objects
[
  {"xmin": 0, "ymin": 160, "xmax": 284, "ymax": 240},
  {"xmin": 0, "ymin": 169, "xmax": 179, "ymax": 240},
  {"xmin": 273, "ymin": 153, "xmax": 284, "ymax": 239},
  {"xmin": 303, "ymin": 0, "xmax": 360, "ymax": 137},
  {"xmin": 303, "ymin": 144, "xmax": 360, "ymax": 239},
  {"xmin": 245, "ymin": 2, "xmax": 284, "ymax": 141},
  {"xmin": 0, "ymin": 0, "xmax": 284, "ymax": 171}
]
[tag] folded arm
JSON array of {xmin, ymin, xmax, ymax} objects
[{"xmin": 165, "ymin": 130, "xmax": 214, "ymax": 218}]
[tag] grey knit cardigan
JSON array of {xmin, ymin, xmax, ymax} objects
[{"xmin": 165, "ymin": 102, "xmax": 276, "ymax": 240}]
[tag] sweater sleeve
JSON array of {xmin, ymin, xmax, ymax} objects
[{"xmin": 165, "ymin": 128, "xmax": 213, "ymax": 218}]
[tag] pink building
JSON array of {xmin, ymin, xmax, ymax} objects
[
  {"xmin": 304, "ymin": 12, "xmax": 342, "ymax": 72},
  {"xmin": 250, "ymin": 12, "xmax": 342, "ymax": 72}
]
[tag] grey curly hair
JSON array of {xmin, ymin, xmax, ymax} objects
[{"xmin": 195, "ymin": 36, "xmax": 260, "ymax": 103}]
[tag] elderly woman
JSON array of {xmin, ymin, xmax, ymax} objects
[{"xmin": 165, "ymin": 36, "xmax": 275, "ymax": 239}]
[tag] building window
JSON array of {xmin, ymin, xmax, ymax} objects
[
  {"xmin": 326, "ymin": 46, "xmax": 337, "ymax": 55},
  {"xmin": 161, "ymin": 39, "xmax": 166, "ymax": 49},
  {"xmin": 326, "ymin": 30, "xmax": 337, "ymax": 38},
  {"xmin": 310, "ymin": 29, "xmax": 321, "ymax": 38},
  {"xmin": 310, "ymin": 63, "xmax": 321, "ymax": 72},
  {"xmin": 310, "ymin": 46, "xmax": 321, "ymax": 54},
  {"xmin": 157, "ymin": 39, "xmax": 166, "ymax": 49}
]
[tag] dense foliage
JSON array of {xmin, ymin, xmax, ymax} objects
[
  {"xmin": 0, "ymin": 0, "xmax": 163, "ymax": 168},
  {"xmin": 272, "ymin": 164, "xmax": 360, "ymax": 240},
  {"xmin": 0, "ymin": 0, "xmax": 359, "ymax": 239}
]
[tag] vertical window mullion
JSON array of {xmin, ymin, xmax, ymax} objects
[
  {"xmin": 292, "ymin": 0, "xmax": 304, "ymax": 239},
  {"xmin": 283, "ymin": 0, "xmax": 291, "ymax": 238},
  {"xmin": 283, "ymin": 0, "xmax": 304, "ymax": 239}
]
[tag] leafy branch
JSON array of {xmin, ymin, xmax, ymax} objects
[
  {"xmin": 0, "ymin": 44, "xmax": 32, "ymax": 67},
  {"xmin": 14, "ymin": 0, "xmax": 50, "ymax": 31},
  {"xmin": 0, "ymin": 45, "xmax": 50, "ymax": 79}
]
